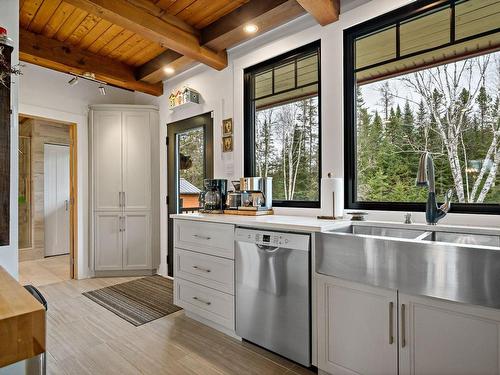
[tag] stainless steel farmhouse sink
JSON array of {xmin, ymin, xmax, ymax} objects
[
  {"xmin": 418, "ymin": 230, "xmax": 500, "ymax": 247},
  {"xmin": 316, "ymin": 223, "xmax": 500, "ymax": 309},
  {"xmin": 335, "ymin": 224, "xmax": 427, "ymax": 239}
]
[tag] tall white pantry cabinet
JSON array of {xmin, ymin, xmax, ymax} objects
[{"xmin": 89, "ymin": 105, "xmax": 160, "ymax": 275}]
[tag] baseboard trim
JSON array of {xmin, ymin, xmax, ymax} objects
[
  {"xmin": 184, "ymin": 310, "xmax": 241, "ymax": 340},
  {"xmin": 93, "ymin": 269, "xmax": 157, "ymax": 277}
]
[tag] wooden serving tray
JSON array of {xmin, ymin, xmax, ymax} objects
[{"xmin": 223, "ymin": 209, "xmax": 274, "ymax": 216}]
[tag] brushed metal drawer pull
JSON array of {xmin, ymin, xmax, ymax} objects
[
  {"xmin": 193, "ymin": 234, "xmax": 211, "ymax": 240},
  {"xmin": 192, "ymin": 296, "xmax": 211, "ymax": 305},
  {"xmin": 192, "ymin": 265, "xmax": 211, "ymax": 273},
  {"xmin": 401, "ymin": 303, "xmax": 407, "ymax": 348},
  {"xmin": 389, "ymin": 301, "xmax": 394, "ymax": 345}
]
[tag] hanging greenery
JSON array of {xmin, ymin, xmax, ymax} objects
[{"xmin": 0, "ymin": 45, "xmax": 22, "ymax": 88}]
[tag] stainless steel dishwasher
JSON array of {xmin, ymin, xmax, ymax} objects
[{"xmin": 235, "ymin": 228, "xmax": 310, "ymax": 366}]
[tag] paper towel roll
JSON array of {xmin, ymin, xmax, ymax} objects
[{"xmin": 321, "ymin": 177, "xmax": 344, "ymax": 218}]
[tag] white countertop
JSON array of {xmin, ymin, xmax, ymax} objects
[
  {"xmin": 170, "ymin": 213, "xmax": 348, "ymax": 232},
  {"xmin": 171, "ymin": 213, "xmax": 500, "ymax": 236}
]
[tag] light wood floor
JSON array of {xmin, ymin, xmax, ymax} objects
[
  {"xmin": 38, "ymin": 277, "xmax": 316, "ymax": 375},
  {"xmin": 19, "ymin": 254, "xmax": 70, "ymax": 287}
]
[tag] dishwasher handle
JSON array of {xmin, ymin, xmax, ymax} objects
[{"xmin": 256, "ymin": 244, "xmax": 280, "ymax": 252}]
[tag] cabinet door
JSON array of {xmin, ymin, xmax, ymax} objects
[
  {"xmin": 122, "ymin": 111, "xmax": 151, "ymax": 211},
  {"xmin": 94, "ymin": 213, "xmax": 123, "ymax": 271},
  {"xmin": 93, "ymin": 111, "xmax": 122, "ymax": 211},
  {"xmin": 123, "ymin": 212, "xmax": 151, "ymax": 270},
  {"xmin": 399, "ymin": 293, "xmax": 500, "ymax": 375},
  {"xmin": 317, "ymin": 276, "xmax": 398, "ymax": 375}
]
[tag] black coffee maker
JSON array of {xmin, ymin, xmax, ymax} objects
[{"xmin": 200, "ymin": 179, "xmax": 227, "ymax": 212}]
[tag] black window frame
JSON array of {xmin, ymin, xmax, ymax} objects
[
  {"xmin": 344, "ymin": 0, "xmax": 500, "ymax": 215},
  {"xmin": 244, "ymin": 40, "xmax": 322, "ymax": 208}
]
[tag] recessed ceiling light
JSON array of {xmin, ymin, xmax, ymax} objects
[
  {"xmin": 243, "ymin": 24, "xmax": 258, "ymax": 34},
  {"xmin": 99, "ymin": 85, "xmax": 106, "ymax": 95},
  {"xmin": 164, "ymin": 67, "xmax": 175, "ymax": 75}
]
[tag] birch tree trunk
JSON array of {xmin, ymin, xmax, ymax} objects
[
  {"xmin": 403, "ymin": 57, "xmax": 492, "ymax": 203},
  {"xmin": 477, "ymin": 149, "xmax": 499, "ymax": 202}
]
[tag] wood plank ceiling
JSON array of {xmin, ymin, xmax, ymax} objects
[{"xmin": 19, "ymin": 0, "xmax": 339, "ymax": 96}]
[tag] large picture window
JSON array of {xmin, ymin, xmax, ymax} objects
[
  {"xmin": 345, "ymin": 0, "xmax": 500, "ymax": 214},
  {"xmin": 244, "ymin": 41, "xmax": 321, "ymax": 208}
]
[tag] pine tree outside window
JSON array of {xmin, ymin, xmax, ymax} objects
[
  {"xmin": 345, "ymin": 0, "xmax": 500, "ymax": 214},
  {"xmin": 244, "ymin": 41, "xmax": 321, "ymax": 208}
]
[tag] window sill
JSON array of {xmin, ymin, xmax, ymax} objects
[
  {"xmin": 347, "ymin": 201, "xmax": 500, "ymax": 215},
  {"xmin": 273, "ymin": 200, "xmax": 320, "ymax": 209}
]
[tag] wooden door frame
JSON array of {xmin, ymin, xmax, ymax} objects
[
  {"xmin": 69, "ymin": 123, "xmax": 78, "ymax": 279},
  {"xmin": 167, "ymin": 112, "xmax": 213, "ymax": 276},
  {"xmin": 19, "ymin": 114, "xmax": 78, "ymax": 279}
]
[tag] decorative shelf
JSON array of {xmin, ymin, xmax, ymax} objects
[
  {"xmin": 169, "ymin": 100, "xmax": 199, "ymax": 111},
  {"xmin": 168, "ymin": 86, "xmax": 200, "ymax": 111}
]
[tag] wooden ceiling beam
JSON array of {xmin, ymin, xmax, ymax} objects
[
  {"xmin": 123, "ymin": 0, "xmax": 199, "ymax": 37},
  {"xmin": 200, "ymin": 0, "xmax": 290, "ymax": 46},
  {"xmin": 19, "ymin": 28, "xmax": 163, "ymax": 96},
  {"xmin": 134, "ymin": 49, "xmax": 183, "ymax": 83},
  {"xmin": 135, "ymin": 0, "xmax": 306, "ymax": 83},
  {"xmin": 296, "ymin": 0, "xmax": 340, "ymax": 26},
  {"xmin": 63, "ymin": 0, "xmax": 227, "ymax": 70}
]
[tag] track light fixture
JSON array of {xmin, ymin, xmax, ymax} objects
[
  {"xmin": 68, "ymin": 76, "xmax": 79, "ymax": 86},
  {"xmin": 68, "ymin": 72, "xmax": 108, "ymax": 95}
]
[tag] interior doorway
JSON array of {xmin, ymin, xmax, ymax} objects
[
  {"xmin": 18, "ymin": 115, "xmax": 78, "ymax": 286},
  {"xmin": 167, "ymin": 112, "xmax": 213, "ymax": 276},
  {"xmin": 44, "ymin": 144, "xmax": 70, "ymax": 257}
]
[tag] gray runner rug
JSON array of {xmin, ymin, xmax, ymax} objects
[{"xmin": 83, "ymin": 275, "xmax": 182, "ymax": 326}]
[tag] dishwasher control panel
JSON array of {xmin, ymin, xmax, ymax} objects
[{"xmin": 235, "ymin": 228, "xmax": 310, "ymax": 250}]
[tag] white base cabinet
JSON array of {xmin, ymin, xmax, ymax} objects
[
  {"xmin": 173, "ymin": 219, "xmax": 236, "ymax": 335},
  {"xmin": 399, "ymin": 293, "xmax": 500, "ymax": 375},
  {"xmin": 317, "ymin": 275, "xmax": 500, "ymax": 375},
  {"xmin": 317, "ymin": 276, "xmax": 397, "ymax": 375}
]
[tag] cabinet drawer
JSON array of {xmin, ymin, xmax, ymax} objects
[
  {"xmin": 174, "ymin": 220, "xmax": 234, "ymax": 259},
  {"xmin": 175, "ymin": 248, "xmax": 234, "ymax": 294},
  {"xmin": 174, "ymin": 278, "xmax": 234, "ymax": 330}
]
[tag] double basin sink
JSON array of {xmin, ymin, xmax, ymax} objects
[{"xmin": 316, "ymin": 223, "xmax": 500, "ymax": 309}]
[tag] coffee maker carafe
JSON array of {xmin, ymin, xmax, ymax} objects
[{"xmin": 201, "ymin": 179, "xmax": 227, "ymax": 213}]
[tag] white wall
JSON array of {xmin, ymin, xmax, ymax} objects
[
  {"xmin": 158, "ymin": 0, "xmax": 500, "ymax": 273},
  {"xmin": 19, "ymin": 63, "xmax": 157, "ymax": 278},
  {"xmin": 0, "ymin": 0, "xmax": 20, "ymax": 278},
  {"xmin": 19, "ymin": 63, "xmax": 156, "ymax": 115}
]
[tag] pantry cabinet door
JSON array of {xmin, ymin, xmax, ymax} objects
[
  {"xmin": 317, "ymin": 276, "xmax": 398, "ymax": 375},
  {"xmin": 93, "ymin": 111, "xmax": 123, "ymax": 212},
  {"xmin": 399, "ymin": 293, "xmax": 500, "ymax": 375},
  {"xmin": 94, "ymin": 213, "xmax": 123, "ymax": 271},
  {"xmin": 122, "ymin": 111, "xmax": 151, "ymax": 211},
  {"xmin": 122, "ymin": 212, "xmax": 151, "ymax": 270}
]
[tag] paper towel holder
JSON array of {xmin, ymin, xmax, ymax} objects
[
  {"xmin": 317, "ymin": 173, "xmax": 344, "ymax": 220},
  {"xmin": 317, "ymin": 191, "xmax": 343, "ymax": 220}
]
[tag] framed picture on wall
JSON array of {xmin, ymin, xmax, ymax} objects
[
  {"xmin": 222, "ymin": 118, "xmax": 233, "ymax": 136},
  {"xmin": 222, "ymin": 135, "xmax": 233, "ymax": 153}
]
